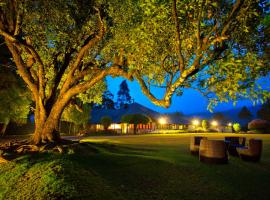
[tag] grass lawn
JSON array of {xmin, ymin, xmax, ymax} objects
[{"xmin": 0, "ymin": 133, "xmax": 270, "ymax": 200}]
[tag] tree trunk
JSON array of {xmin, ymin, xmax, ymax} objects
[
  {"xmin": 32, "ymin": 96, "xmax": 70, "ymax": 145},
  {"xmin": 134, "ymin": 124, "xmax": 137, "ymax": 134},
  {"xmin": 0, "ymin": 123, "xmax": 8, "ymax": 137}
]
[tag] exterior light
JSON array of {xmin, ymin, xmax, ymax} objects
[
  {"xmin": 228, "ymin": 122, "xmax": 232, "ymax": 126},
  {"xmin": 159, "ymin": 117, "xmax": 166, "ymax": 125},
  {"xmin": 192, "ymin": 119, "xmax": 200, "ymax": 126},
  {"xmin": 211, "ymin": 120, "xmax": 218, "ymax": 126}
]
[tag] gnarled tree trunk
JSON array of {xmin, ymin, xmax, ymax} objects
[{"xmin": 32, "ymin": 95, "xmax": 70, "ymax": 144}]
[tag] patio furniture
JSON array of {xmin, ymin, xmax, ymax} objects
[
  {"xmin": 237, "ymin": 139, "xmax": 262, "ymax": 162},
  {"xmin": 199, "ymin": 138, "xmax": 228, "ymax": 164},
  {"xmin": 224, "ymin": 137, "xmax": 246, "ymax": 156},
  {"xmin": 190, "ymin": 136, "xmax": 206, "ymax": 155}
]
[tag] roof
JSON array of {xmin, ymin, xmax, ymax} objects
[{"xmin": 90, "ymin": 102, "xmax": 190, "ymax": 125}]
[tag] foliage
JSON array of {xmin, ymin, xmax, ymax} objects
[
  {"xmin": 212, "ymin": 112, "xmax": 228, "ymax": 124},
  {"xmin": 61, "ymin": 101, "xmax": 91, "ymax": 126},
  {"xmin": 257, "ymin": 99, "xmax": 270, "ymax": 121},
  {"xmin": 100, "ymin": 116, "xmax": 112, "ymax": 131},
  {"xmin": 117, "ymin": 80, "xmax": 132, "ymax": 109},
  {"xmin": 238, "ymin": 106, "xmax": 253, "ymax": 120},
  {"xmin": 0, "ymin": 68, "xmax": 31, "ymax": 126},
  {"xmin": 106, "ymin": 0, "xmax": 270, "ymax": 109},
  {"xmin": 0, "ymin": 0, "xmax": 269, "ymax": 142},
  {"xmin": 121, "ymin": 113, "xmax": 150, "ymax": 134},
  {"xmin": 233, "ymin": 123, "xmax": 241, "ymax": 133},
  {"xmin": 248, "ymin": 119, "xmax": 270, "ymax": 133},
  {"xmin": 201, "ymin": 120, "xmax": 209, "ymax": 131},
  {"xmin": 99, "ymin": 90, "xmax": 115, "ymax": 109}
]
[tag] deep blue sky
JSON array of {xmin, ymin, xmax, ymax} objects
[{"xmin": 107, "ymin": 76, "xmax": 270, "ymax": 115}]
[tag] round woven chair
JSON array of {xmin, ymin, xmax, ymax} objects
[
  {"xmin": 199, "ymin": 138, "xmax": 228, "ymax": 164},
  {"xmin": 190, "ymin": 136, "xmax": 206, "ymax": 155},
  {"xmin": 237, "ymin": 139, "xmax": 262, "ymax": 162}
]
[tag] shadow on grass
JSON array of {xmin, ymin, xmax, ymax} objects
[{"xmin": 0, "ymin": 142, "xmax": 270, "ymax": 200}]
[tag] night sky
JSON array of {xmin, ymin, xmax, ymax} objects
[{"xmin": 107, "ymin": 76, "xmax": 270, "ymax": 115}]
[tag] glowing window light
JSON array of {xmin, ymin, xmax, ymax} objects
[
  {"xmin": 159, "ymin": 117, "xmax": 167, "ymax": 125},
  {"xmin": 211, "ymin": 120, "xmax": 218, "ymax": 126},
  {"xmin": 192, "ymin": 119, "xmax": 200, "ymax": 126},
  {"xmin": 108, "ymin": 123, "xmax": 121, "ymax": 129}
]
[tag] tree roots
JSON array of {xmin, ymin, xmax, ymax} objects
[{"xmin": 0, "ymin": 139, "xmax": 78, "ymax": 164}]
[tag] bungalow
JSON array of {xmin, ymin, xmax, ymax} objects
[{"xmin": 89, "ymin": 102, "xmax": 190, "ymax": 134}]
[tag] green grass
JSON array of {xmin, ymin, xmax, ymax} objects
[{"xmin": 1, "ymin": 133, "xmax": 270, "ymax": 200}]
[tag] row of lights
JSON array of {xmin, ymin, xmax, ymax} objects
[
  {"xmin": 158, "ymin": 117, "xmax": 233, "ymax": 127},
  {"xmin": 192, "ymin": 119, "xmax": 232, "ymax": 127}
]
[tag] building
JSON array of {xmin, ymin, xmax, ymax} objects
[{"xmin": 89, "ymin": 102, "xmax": 190, "ymax": 134}]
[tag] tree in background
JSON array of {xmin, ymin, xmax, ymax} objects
[
  {"xmin": 121, "ymin": 114, "xmax": 149, "ymax": 134},
  {"xmin": 202, "ymin": 120, "xmax": 209, "ymax": 131},
  {"xmin": 233, "ymin": 123, "xmax": 241, "ymax": 133},
  {"xmin": 0, "ymin": 66, "xmax": 31, "ymax": 136},
  {"xmin": 0, "ymin": 0, "xmax": 269, "ymax": 144},
  {"xmin": 101, "ymin": 90, "xmax": 115, "ymax": 109},
  {"xmin": 257, "ymin": 100, "xmax": 270, "ymax": 121},
  {"xmin": 212, "ymin": 112, "xmax": 228, "ymax": 124},
  {"xmin": 61, "ymin": 101, "xmax": 92, "ymax": 135},
  {"xmin": 238, "ymin": 106, "xmax": 253, "ymax": 120},
  {"xmin": 100, "ymin": 116, "xmax": 112, "ymax": 131},
  {"xmin": 117, "ymin": 80, "xmax": 132, "ymax": 109}
]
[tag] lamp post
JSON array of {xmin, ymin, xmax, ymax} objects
[
  {"xmin": 192, "ymin": 119, "xmax": 200, "ymax": 132},
  {"xmin": 158, "ymin": 117, "xmax": 167, "ymax": 129},
  {"xmin": 228, "ymin": 122, "xmax": 232, "ymax": 133},
  {"xmin": 211, "ymin": 120, "xmax": 218, "ymax": 132}
]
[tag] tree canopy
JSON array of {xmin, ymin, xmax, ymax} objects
[
  {"xmin": 117, "ymin": 80, "xmax": 132, "ymax": 108},
  {"xmin": 0, "ymin": 66, "xmax": 31, "ymax": 130},
  {"xmin": 100, "ymin": 116, "xmax": 112, "ymax": 131},
  {"xmin": 0, "ymin": 0, "xmax": 269, "ymax": 143},
  {"xmin": 121, "ymin": 114, "xmax": 150, "ymax": 134},
  {"xmin": 100, "ymin": 90, "xmax": 115, "ymax": 109},
  {"xmin": 257, "ymin": 99, "xmax": 270, "ymax": 121},
  {"xmin": 238, "ymin": 106, "xmax": 253, "ymax": 120}
]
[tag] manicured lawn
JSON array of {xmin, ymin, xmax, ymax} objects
[{"xmin": 0, "ymin": 133, "xmax": 270, "ymax": 200}]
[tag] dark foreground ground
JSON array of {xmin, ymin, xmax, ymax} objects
[{"xmin": 0, "ymin": 133, "xmax": 270, "ymax": 200}]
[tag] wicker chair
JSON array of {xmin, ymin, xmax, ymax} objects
[
  {"xmin": 190, "ymin": 136, "xmax": 205, "ymax": 155},
  {"xmin": 199, "ymin": 138, "xmax": 228, "ymax": 164},
  {"xmin": 224, "ymin": 137, "xmax": 246, "ymax": 156},
  {"xmin": 237, "ymin": 139, "xmax": 262, "ymax": 162}
]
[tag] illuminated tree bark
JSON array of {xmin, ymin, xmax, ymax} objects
[{"xmin": 0, "ymin": 0, "xmax": 268, "ymax": 144}]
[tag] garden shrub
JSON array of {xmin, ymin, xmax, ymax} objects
[
  {"xmin": 248, "ymin": 119, "xmax": 270, "ymax": 133},
  {"xmin": 233, "ymin": 123, "xmax": 241, "ymax": 133},
  {"xmin": 100, "ymin": 116, "xmax": 112, "ymax": 131}
]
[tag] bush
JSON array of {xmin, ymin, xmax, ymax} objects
[
  {"xmin": 195, "ymin": 127, "xmax": 205, "ymax": 133},
  {"xmin": 247, "ymin": 130, "xmax": 265, "ymax": 134},
  {"xmin": 100, "ymin": 116, "xmax": 112, "ymax": 131},
  {"xmin": 248, "ymin": 119, "xmax": 270, "ymax": 133},
  {"xmin": 201, "ymin": 120, "xmax": 209, "ymax": 131},
  {"xmin": 233, "ymin": 123, "xmax": 241, "ymax": 133}
]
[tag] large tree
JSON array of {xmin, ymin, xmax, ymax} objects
[
  {"xmin": 117, "ymin": 80, "xmax": 132, "ymax": 108},
  {"xmin": 238, "ymin": 106, "xmax": 253, "ymax": 120},
  {"xmin": 257, "ymin": 99, "xmax": 270, "ymax": 121},
  {"xmin": 100, "ymin": 90, "xmax": 115, "ymax": 109},
  {"xmin": 121, "ymin": 114, "xmax": 150, "ymax": 134},
  {"xmin": 0, "ymin": 0, "xmax": 269, "ymax": 144},
  {"xmin": 0, "ymin": 67, "xmax": 31, "ymax": 135}
]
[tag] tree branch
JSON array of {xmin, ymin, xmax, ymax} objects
[
  {"xmin": 61, "ymin": 7, "xmax": 105, "ymax": 94},
  {"xmin": 5, "ymin": 40, "xmax": 38, "ymax": 97},
  {"xmin": 221, "ymin": 0, "xmax": 244, "ymax": 36},
  {"xmin": 172, "ymin": 0, "xmax": 184, "ymax": 72}
]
